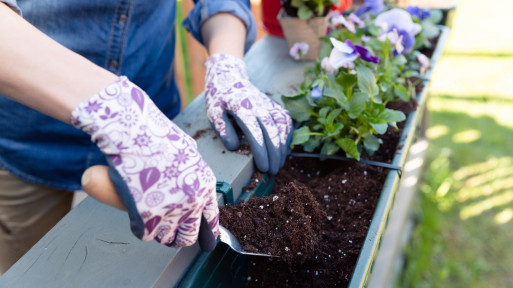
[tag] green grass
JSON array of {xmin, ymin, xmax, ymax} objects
[
  {"xmin": 396, "ymin": 0, "xmax": 513, "ymax": 285},
  {"xmin": 397, "ymin": 93, "xmax": 513, "ymax": 287}
]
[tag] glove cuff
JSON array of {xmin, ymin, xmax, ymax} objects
[{"xmin": 205, "ymin": 54, "xmax": 249, "ymax": 85}]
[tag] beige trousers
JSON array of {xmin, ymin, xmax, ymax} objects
[{"xmin": 0, "ymin": 168, "xmax": 73, "ymax": 274}]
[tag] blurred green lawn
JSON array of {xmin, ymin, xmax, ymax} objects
[{"xmin": 398, "ymin": 0, "xmax": 513, "ymax": 287}]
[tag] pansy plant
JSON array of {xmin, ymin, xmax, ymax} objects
[{"xmin": 282, "ymin": 5, "xmax": 440, "ymax": 160}]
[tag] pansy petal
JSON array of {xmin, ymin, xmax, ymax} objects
[
  {"xmin": 330, "ymin": 37, "xmax": 354, "ymax": 54},
  {"xmin": 354, "ymin": 45, "xmax": 380, "ymax": 64},
  {"xmin": 329, "ymin": 49, "xmax": 357, "ymax": 69}
]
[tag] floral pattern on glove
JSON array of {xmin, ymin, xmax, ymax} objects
[
  {"xmin": 204, "ymin": 54, "xmax": 293, "ymax": 175},
  {"xmin": 72, "ymin": 77, "xmax": 219, "ymax": 247}
]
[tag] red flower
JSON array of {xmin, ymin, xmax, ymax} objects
[{"xmin": 331, "ymin": 0, "xmax": 352, "ymax": 12}]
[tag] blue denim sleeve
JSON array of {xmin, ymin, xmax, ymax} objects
[
  {"xmin": 1, "ymin": 0, "xmax": 21, "ymax": 14},
  {"xmin": 182, "ymin": 0, "xmax": 257, "ymax": 53}
]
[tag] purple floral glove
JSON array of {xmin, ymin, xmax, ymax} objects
[
  {"xmin": 71, "ymin": 76, "xmax": 219, "ymax": 247},
  {"xmin": 205, "ymin": 54, "xmax": 293, "ymax": 175}
]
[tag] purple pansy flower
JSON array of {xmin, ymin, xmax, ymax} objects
[
  {"xmin": 380, "ymin": 28, "xmax": 405, "ymax": 54},
  {"xmin": 348, "ymin": 13, "xmax": 365, "ymax": 28},
  {"xmin": 328, "ymin": 38, "xmax": 379, "ymax": 70},
  {"xmin": 349, "ymin": 41, "xmax": 380, "ymax": 64},
  {"xmin": 374, "ymin": 8, "xmax": 422, "ymax": 54},
  {"xmin": 331, "ymin": 15, "xmax": 355, "ymax": 33},
  {"xmin": 311, "ymin": 85, "xmax": 324, "ymax": 100},
  {"xmin": 289, "ymin": 42, "xmax": 309, "ymax": 60},
  {"xmin": 354, "ymin": 0, "xmax": 384, "ymax": 17},
  {"xmin": 406, "ymin": 6, "xmax": 431, "ymax": 21},
  {"xmin": 328, "ymin": 38, "xmax": 358, "ymax": 69}
]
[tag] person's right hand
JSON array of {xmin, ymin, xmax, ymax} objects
[{"xmin": 71, "ymin": 76, "xmax": 219, "ymax": 248}]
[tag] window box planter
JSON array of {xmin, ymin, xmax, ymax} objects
[{"xmin": 176, "ymin": 25, "xmax": 450, "ymax": 288}]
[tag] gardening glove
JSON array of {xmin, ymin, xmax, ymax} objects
[
  {"xmin": 204, "ymin": 54, "xmax": 293, "ymax": 175},
  {"xmin": 71, "ymin": 76, "xmax": 219, "ymax": 248}
]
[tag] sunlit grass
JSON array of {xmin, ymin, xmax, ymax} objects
[
  {"xmin": 397, "ymin": 0, "xmax": 513, "ymax": 285},
  {"xmin": 460, "ymin": 191, "xmax": 513, "ymax": 220},
  {"xmin": 398, "ymin": 72, "xmax": 513, "ymax": 287},
  {"xmin": 426, "ymin": 125, "xmax": 449, "ymax": 139},
  {"xmin": 398, "ymin": 95, "xmax": 513, "ymax": 287},
  {"xmin": 494, "ymin": 209, "xmax": 513, "ymax": 225},
  {"xmin": 452, "ymin": 129, "xmax": 481, "ymax": 143}
]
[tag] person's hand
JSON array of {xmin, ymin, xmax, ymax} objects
[
  {"xmin": 71, "ymin": 76, "xmax": 219, "ymax": 247},
  {"xmin": 204, "ymin": 54, "xmax": 293, "ymax": 175}
]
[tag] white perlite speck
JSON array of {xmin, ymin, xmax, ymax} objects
[{"xmin": 272, "ymin": 195, "xmax": 279, "ymax": 201}]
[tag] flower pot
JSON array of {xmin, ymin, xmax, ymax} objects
[{"xmin": 277, "ymin": 9, "xmax": 329, "ymax": 61}]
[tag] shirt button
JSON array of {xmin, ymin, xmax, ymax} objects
[
  {"xmin": 119, "ymin": 14, "xmax": 128, "ymax": 24},
  {"xmin": 110, "ymin": 60, "xmax": 118, "ymax": 70}
]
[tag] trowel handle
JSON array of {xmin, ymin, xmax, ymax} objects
[{"xmin": 198, "ymin": 215, "xmax": 216, "ymax": 252}]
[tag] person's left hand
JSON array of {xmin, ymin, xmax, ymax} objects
[{"xmin": 204, "ymin": 54, "xmax": 293, "ymax": 175}]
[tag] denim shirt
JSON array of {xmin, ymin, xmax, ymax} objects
[{"xmin": 0, "ymin": 0, "xmax": 256, "ymax": 191}]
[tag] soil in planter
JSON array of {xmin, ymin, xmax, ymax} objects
[
  {"xmin": 220, "ymin": 182, "xmax": 327, "ymax": 265},
  {"xmin": 218, "ymin": 99, "xmax": 417, "ymax": 287},
  {"xmin": 242, "ymin": 157, "xmax": 389, "ymax": 287}
]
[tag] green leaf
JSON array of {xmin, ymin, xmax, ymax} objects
[
  {"xmin": 316, "ymin": 3, "xmax": 325, "ymax": 17},
  {"xmin": 380, "ymin": 109, "xmax": 406, "ymax": 123},
  {"xmin": 298, "ymin": 5, "xmax": 313, "ymax": 20},
  {"xmin": 372, "ymin": 93, "xmax": 383, "ymax": 104},
  {"xmin": 356, "ymin": 65, "xmax": 379, "ymax": 96},
  {"xmin": 421, "ymin": 21, "xmax": 440, "ymax": 39},
  {"xmin": 325, "ymin": 108, "xmax": 342, "ymax": 132},
  {"xmin": 327, "ymin": 122, "xmax": 344, "ymax": 136},
  {"xmin": 336, "ymin": 138, "xmax": 360, "ymax": 160},
  {"xmin": 319, "ymin": 106, "xmax": 330, "ymax": 119},
  {"xmin": 321, "ymin": 141, "xmax": 339, "ymax": 156},
  {"xmin": 324, "ymin": 88, "xmax": 346, "ymax": 105},
  {"xmin": 348, "ymin": 92, "xmax": 367, "ymax": 118},
  {"xmin": 313, "ymin": 123, "xmax": 323, "ymax": 130},
  {"xmin": 326, "ymin": 73, "xmax": 337, "ymax": 87},
  {"xmin": 371, "ymin": 122, "xmax": 388, "ymax": 134},
  {"xmin": 394, "ymin": 84, "xmax": 410, "ymax": 102},
  {"xmin": 363, "ymin": 134, "xmax": 382, "ymax": 154},
  {"xmin": 304, "ymin": 136, "xmax": 321, "ymax": 152},
  {"xmin": 402, "ymin": 70, "xmax": 419, "ymax": 78},
  {"xmin": 281, "ymin": 95, "xmax": 313, "ymax": 122},
  {"xmin": 427, "ymin": 9, "xmax": 443, "ymax": 24},
  {"xmin": 291, "ymin": 0, "xmax": 302, "ymax": 8},
  {"xmin": 336, "ymin": 72, "xmax": 357, "ymax": 91},
  {"xmin": 291, "ymin": 126, "xmax": 311, "ymax": 145},
  {"xmin": 393, "ymin": 54, "xmax": 407, "ymax": 66},
  {"xmin": 312, "ymin": 78, "xmax": 324, "ymax": 89}
]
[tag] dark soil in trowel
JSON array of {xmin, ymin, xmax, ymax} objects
[{"xmin": 220, "ymin": 182, "xmax": 327, "ymax": 265}]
